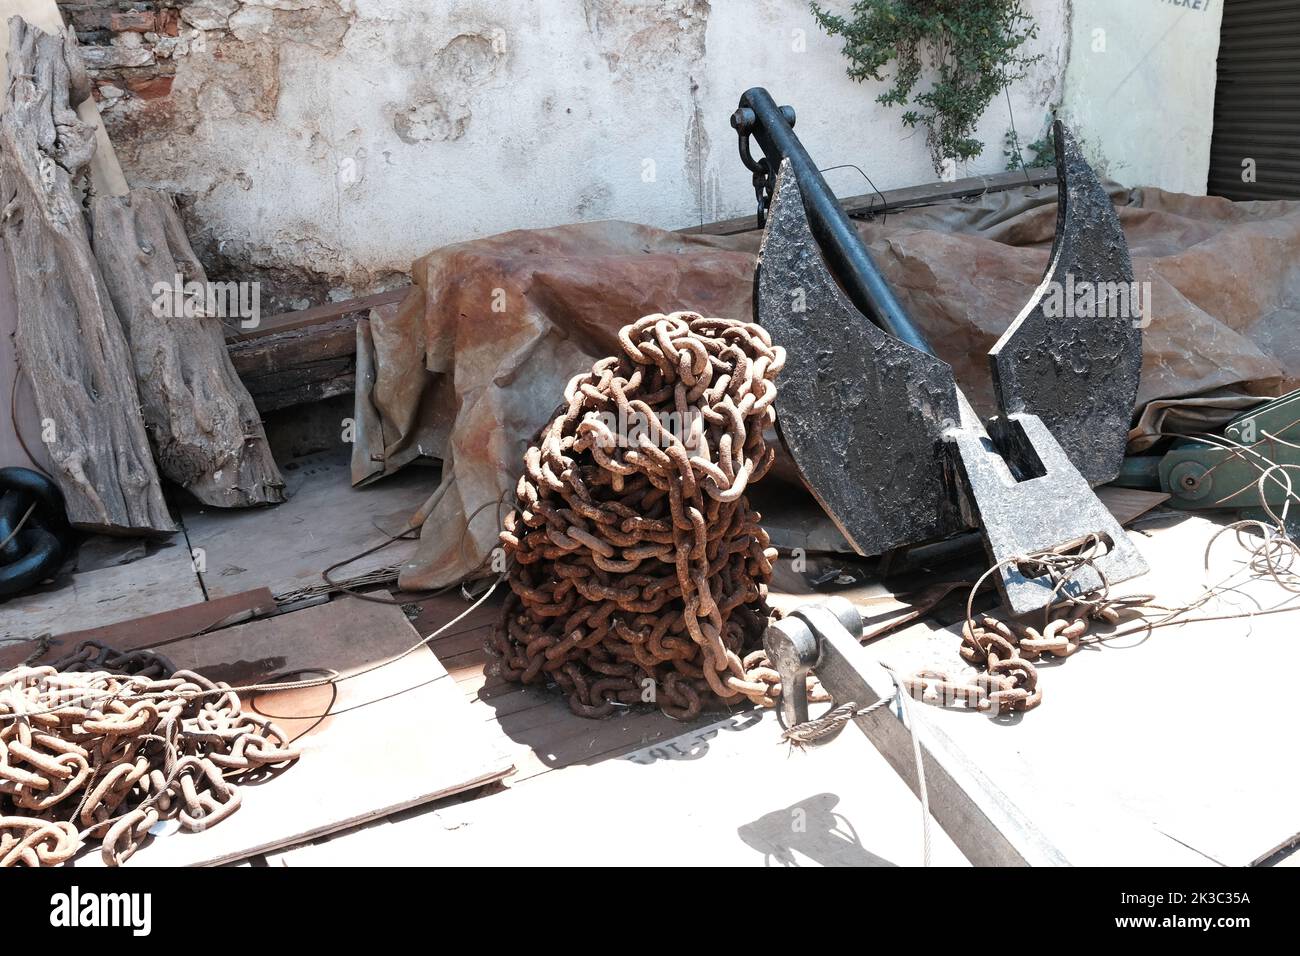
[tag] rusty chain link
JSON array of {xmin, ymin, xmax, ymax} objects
[
  {"xmin": 490, "ymin": 311, "xmax": 808, "ymax": 720},
  {"xmin": 0, "ymin": 641, "xmax": 298, "ymax": 867},
  {"xmin": 910, "ymin": 511, "xmax": 1300, "ymax": 716},
  {"xmin": 903, "ymin": 601, "xmax": 1128, "ymax": 715},
  {"xmin": 897, "ymin": 535, "xmax": 1138, "ymax": 716}
]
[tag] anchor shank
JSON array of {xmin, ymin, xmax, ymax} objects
[{"xmin": 733, "ymin": 87, "xmax": 934, "ymax": 356}]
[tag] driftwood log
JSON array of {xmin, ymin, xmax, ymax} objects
[
  {"xmin": 0, "ymin": 19, "xmax": 173, "ymax": 533},
  {"xmin": 91, "ymin": 189, "xmax": 285, "ymax": 506}
]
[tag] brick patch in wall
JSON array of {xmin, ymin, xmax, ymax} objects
[
  {"xmin": 157, "ymin": 8, "xmax": 179, "ymax": 36},
  {"xmin": 124, "ymin": 74, "xmax": 173, "ymax": 99},
  {"xmin": 57, "ymin": 2, "xmax": 185, "ymax": 107}
]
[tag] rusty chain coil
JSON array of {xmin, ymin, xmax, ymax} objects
[
  {"xmin": 489, "ymin": 311, "xmax": 793, "ymax": 720},
  {"xmin": 0, "ymin": 641, "xmax": 299, "ymax": 867}
]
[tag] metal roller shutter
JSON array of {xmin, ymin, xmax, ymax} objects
[{"xmin": 1209, "ymin": 0, "xmax": 1300, "ymax": 200}]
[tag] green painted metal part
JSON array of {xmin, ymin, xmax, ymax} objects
[{"xmin": 1156, "ymin": 389, "xmax": 1300, "ymax": 512}]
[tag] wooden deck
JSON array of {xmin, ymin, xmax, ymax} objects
[
  {"xmin": 252, "ymin": 506, "xmax": 1300, "ymax": 868},
  {"xmin": 404, "ymin": 591, "xmax": 732, "ymax": 786},
  {"xmin": 6, "ymin": 447, "xmax": 1300, "ymax": 867}
]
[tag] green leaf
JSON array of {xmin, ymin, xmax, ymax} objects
[{"xmin": 810, "ymin": 0, "xmax": 1042, "ymax": 174}]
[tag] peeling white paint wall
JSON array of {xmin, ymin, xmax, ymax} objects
[
  {"xmin": 1059, "ymin": 0, "xmax": 1224, "ymax": 195},
  {"xmin": 98, "ymin": 0, "xmax": 1073, "ymax": 300}
]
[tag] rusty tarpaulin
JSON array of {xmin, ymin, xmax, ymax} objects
[{"xmin": 353, "ymin": 184, "xmax": 1293, "ymax": 591}]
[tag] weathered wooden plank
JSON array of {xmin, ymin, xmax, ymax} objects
[
  {"xmin": 266, "ymin": 710, "xmax": 969, "ymax": 867},
  {"xmin": 785, "ymin": 603, "xmax": 1070, "ymax": 866},
  {"xmin": 0, "ymin": 537, "xmax": 202, "ymax": 642},
  {"xmin": 0, "ymin": 586, "xmax": 274, "ymax": 669},
  {"xmin": 227, "ymin": 318, "xmax": 357, "ymax": 412},
  {"xmin": 230, "ymin": 287, "xmax": 409, "ymax": 342},
  {"xmin": 181, "ymin": 450, "xmax": 433, "ymax": 599},
  {"xmin": 227, "ymin": 317, "xmax": 357, "ymax": 378},
  {"xmin": 242, "ymin": 363, "xmax": 355, "ymax": 413},
  {"xmin": 74, "ymin": 597, "xmax": 512, "ymax": 866},
  {"xmin": 0, "ymin": 19, "xmax": 172, "ymax": 533},
  {"xmin": 91, "ymin": 187, "xmax": 286, "ymax": 507}
]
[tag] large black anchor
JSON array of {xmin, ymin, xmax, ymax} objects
[
  {"xmin": 0, "ymin": 467, "xmax": 71, "ymax": 598},
  {"xmin": 732, "ymin": 87, "xmax": 1147, "ymax": 615}
]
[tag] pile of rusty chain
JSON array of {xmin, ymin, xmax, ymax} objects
[
  {"xmin": 491, "ymin": 311, "xmax": 793, "ymax": 720},
  {"xmin": 903, "ymin": 601, "xmax": 1125, "ymax": 715},
  {"xmin": 0, "ymin": 641, "xmax": 299, "ymax": 867}
]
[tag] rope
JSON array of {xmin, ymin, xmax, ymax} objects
[
  {"xmin": 8, "ymin": 360, "xmax": 53, "ymax": 480},
  {"xmin": 0, "ymin": 500, "xmax": 36, "ymax": 553},
  {"xmin": 781, "ymin": 695, "xmax": 896, "ymax": 749},
  {"xmin": 281, "ymin": 492, "xmax": 514, "ymax": 610},
  {"xmin": 0, "ymin": 632, "xmax": 51, "ymax": 664},
  {"xmin": 21, "ymin": 635, "xmax": 51, "ymax": 668},
  {"xmin": 887, "ymin": 666, "xmax": 931, "ymax": 867}
]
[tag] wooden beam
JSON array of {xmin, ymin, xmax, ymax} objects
[
  {"xmin": 230, "ymin": 287, "xmax": 409, "ymax": 342},
  {"xmin": 785, "ymin": 604, "xmax": 1070, "ymax": 866},
  {"xmin": 241, "ymin": 361, "xmax": 355, "ymax": 413},
  {"xmin": 228, "ymin": 317, "xmax": 357, "ymax": 412},
  {"xmin": 0, "ymin": 586, "xmax": 276, "ymax": 670},
  {"xmin": 685, "ymin": 166, "xmax": 1058, "ymax": 237}
]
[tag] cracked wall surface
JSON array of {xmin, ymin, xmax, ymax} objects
[{"xmin": 58, "ymin": 0, "xmax": 1071, "ymax": 308}]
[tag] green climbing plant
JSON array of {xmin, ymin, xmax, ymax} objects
[
  {"xmin": 810, "ymin": 0, "xmax": 1042, "ymax": 174},
  {"xmin": 1004, "ymin": 120, "xmax": 1055, "ymax": 170}
]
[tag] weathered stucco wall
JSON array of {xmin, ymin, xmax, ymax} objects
[
  {"xmin": 1059, "ymin": 0, "xmax": 1223, "ymax": 195},
  {"xmin": 59, "ymin": 0, "xmax": 1072, "ymax": 305}
]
